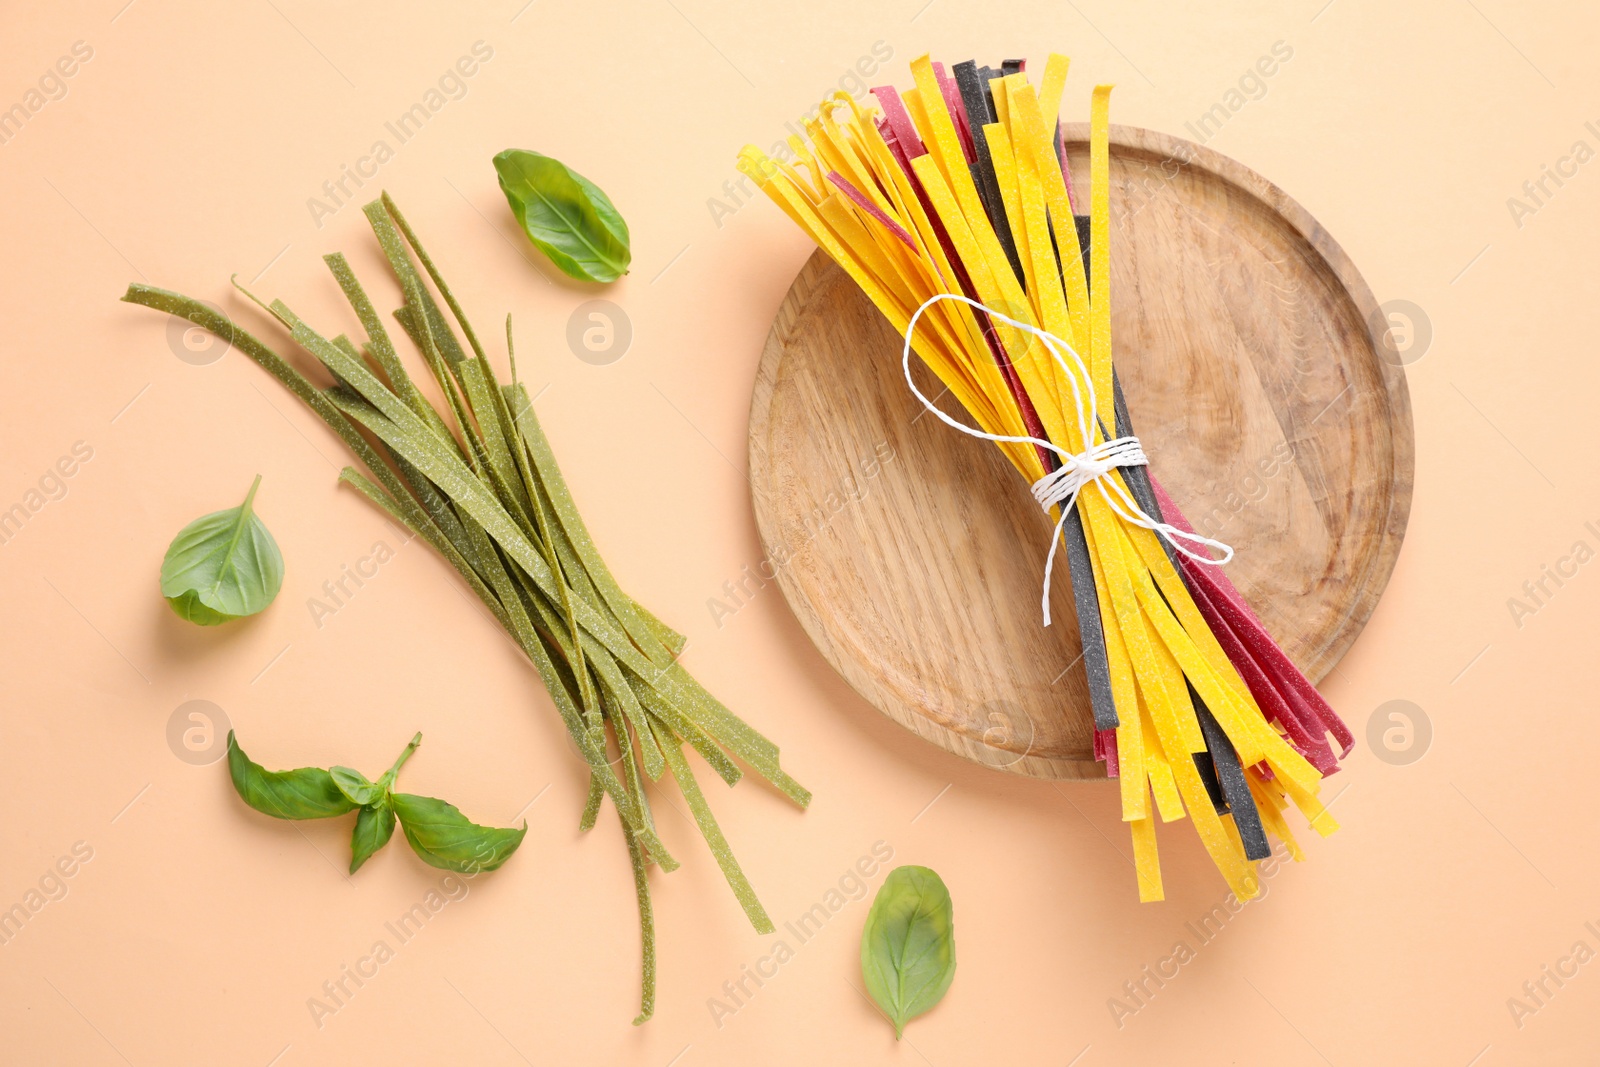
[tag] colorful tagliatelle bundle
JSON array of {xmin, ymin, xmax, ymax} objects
[{"xmin": 739, "ymin": 55, "xmax": 1353, "ymax": 901}]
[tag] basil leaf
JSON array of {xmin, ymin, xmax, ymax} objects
[
  {"xmin": 161, "ymin": 475, "xmax": 284, "ymax": 625},
  {"xmin": 493, "ymin": 149, "xmax": 631, "ymax": 282},
  {"xmin": 860, "ymin": 866, "xmax": 957, "ymax": 1039},
  {"xmin": 226, "ymin": 732, "xmax": 356, "ymax": 820},
  {"xmin": 331, "ymin": 766, "xmax": 382, "ymax": 806},
  {"xmin": 391, "ymin": 793, "xmax": 527, "ymax": 873},
  {"xmin": 350, "ymin": 802, "xmax": 396, "ymax": 873}
]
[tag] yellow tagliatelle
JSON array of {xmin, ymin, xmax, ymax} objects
[{"xmin": 740, "ymin": 54, "xmax": 1339, "ymax": 902}]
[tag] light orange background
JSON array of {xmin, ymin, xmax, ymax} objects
[{"xmin": 3, "ymin": 0, "xmax": 1598, "ymax": 1063}]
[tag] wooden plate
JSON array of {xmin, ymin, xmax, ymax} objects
[{"xmin": 747, "ymin": 124, "xmax": 1413, "ymax": 780}]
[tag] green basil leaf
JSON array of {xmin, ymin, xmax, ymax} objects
[
  {"xmin": 860, "ymin": 865, "xmax": 957, "ymax": 1039},
  {"xmin": 330, "ymin": 766, "xmax": 382, "ymax": 806},
  {"xmin": 160, "ymin": 475, "xmax": 284, "ymax": 625},
  {"xmin": 349, "ymin": 802, "xmax": 396, "ymax": 873},
  {"xmin": 391, "ymin": 792, "xmax": 527, "ymax": 873},
  {"xmin": 493, "ymin": 149, "xmax": 631, "ymax": 282},
  {"xmin": 226, "ymin": 732, "xmax": 356, "ymax": 820}
]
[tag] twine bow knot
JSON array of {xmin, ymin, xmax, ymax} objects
[{"xmin": 901, "ymin": 293, "xmax": 1234, "ymax": 626}]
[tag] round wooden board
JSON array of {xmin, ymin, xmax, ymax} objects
[{"xmin": 747, "ymin": 124, "xmax": 1414, "ymax": 780}]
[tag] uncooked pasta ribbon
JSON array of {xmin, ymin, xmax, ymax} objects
[{"xmin": 740, "ymin": 54, "xmax": 1353, "ymax": 901}]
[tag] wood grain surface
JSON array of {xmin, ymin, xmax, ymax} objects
[{"xmin": 747, "ymin": 124, "xmax": 1414, "ymax": 780}]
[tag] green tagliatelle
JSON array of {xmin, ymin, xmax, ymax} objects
[{"xmin": 123, "ymin": 193, "xmax": 809, "ymax": 1024}]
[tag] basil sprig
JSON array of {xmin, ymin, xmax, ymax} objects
[
  {"xmin": 227, "ymin": 732, "xmax": 527, "ymax": 875},
  {"xmin": 493, "ymin": 149, "xmax": 631, "ymax": 282},
  {"xmin": 861, "ymin": 865, "xmax": 957, "ymax": 1039},
  {"xmin": 161, "ymin": 475, "xmax": 284, "ymax": 625}
]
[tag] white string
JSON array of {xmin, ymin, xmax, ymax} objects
[{"xmin": 901, "ymin": 292, "xmax": 1234, "ymax": 626}]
